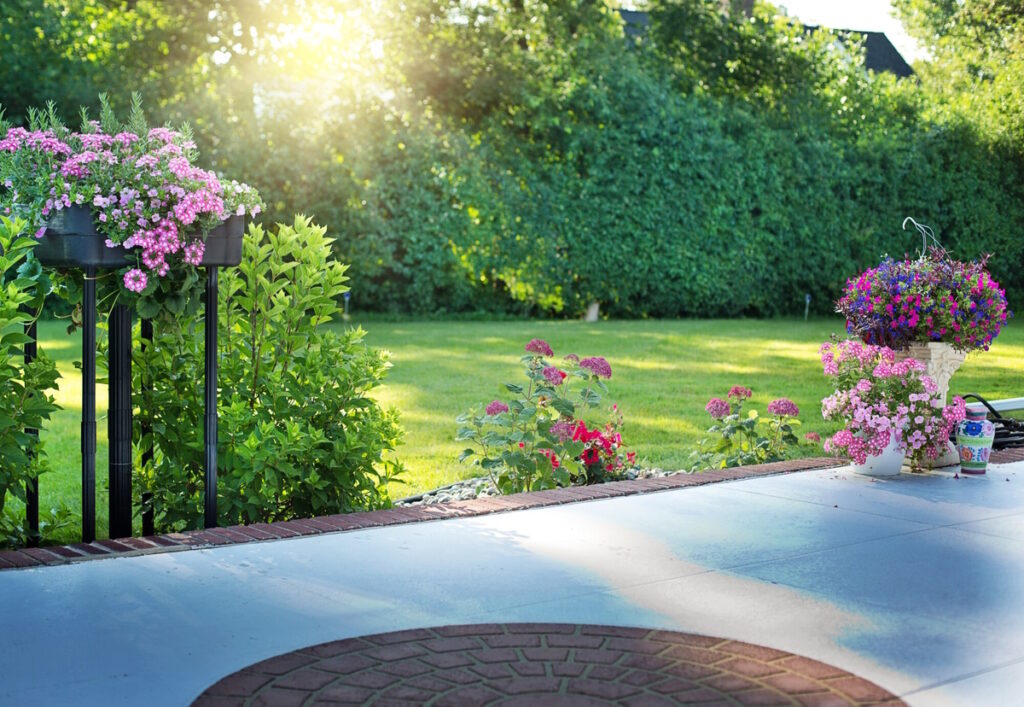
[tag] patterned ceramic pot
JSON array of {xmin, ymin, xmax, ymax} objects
[{"xmin": 956, "ymin": 409, "xmax": 996, "ymax": 474}]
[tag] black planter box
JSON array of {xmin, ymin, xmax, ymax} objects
[{"xmin": 35, "ymin": 205, "xmax": 244, "ymax": 268}]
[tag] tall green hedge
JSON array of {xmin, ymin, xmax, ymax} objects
[{"xmin": 3, "ymin": 0, "xmax": 1022, "ymax": 317}]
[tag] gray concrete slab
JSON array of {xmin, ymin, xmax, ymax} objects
[{"xmin": 0, "ymin": 462, "xmax": 1021, "ymax": 706}]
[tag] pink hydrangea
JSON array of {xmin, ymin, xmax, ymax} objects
[
  {"xmin": 728, "ymin": 386, "xmax": 752, "ymax": 400},
  {"xmin": 525, "ymin": 338, "xmax": 554, "ymax": 357},
  {"xmin": 767, "ymin": 398, "xmax": 800, "ymax": 417},
  {"xmin": 485, "ymin": 400, "xmax": 509, "ymax": 416},
  {"xmin": 804, "ymin": 432, "xmax": 821, "ymax": 444},
  {"xmin": 705, "ymin": 398, "xmax": 730, "ymax": 419},
  {"xmin": 579, "ymin": 356, "xmax": 612, "ymax": 379}
]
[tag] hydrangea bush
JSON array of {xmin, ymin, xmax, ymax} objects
[
  {"xmin": 820, "ymin": 338, "xmax": 966, "ymax": 469},
  {"xmin": 836, "ymin": 247, "xmax": 1011, "ymax": 352},
  {"xmin": 457, "ymin": 339, "xmax": 633, "ymax": 494},
  {"xmin": 0, "ymin": 96, "xmax": 263, "ymax": 316},
  {"xmin": 687, "ymin": 386, "xmax": 805, "ymax": 471}
]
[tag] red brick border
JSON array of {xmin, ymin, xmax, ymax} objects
[
  {"xmin": 7, "ymin": 452, "xmax": 1016, "ymax": 572},
  {"xmin": 192, "ymin": 623, "xmax": 906, "ymax": 706}
]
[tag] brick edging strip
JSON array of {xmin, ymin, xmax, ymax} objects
[{"xmin": 5, "ymin": 453, "xmax": 1006, "ymax": 572}]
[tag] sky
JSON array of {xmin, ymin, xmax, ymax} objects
[{"xmin": 777, "ymin": 0, "xmax": 924, "ymax": 63}]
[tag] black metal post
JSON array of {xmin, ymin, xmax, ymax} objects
[
  {"xmin": 204, "ymin": 267, "xmax": 218, "ymax": 528},
  {"xmin": 140, "ymin": 318, "xmax": 154, "ymax": 537},
  {"xmin": 108, "ymin": 303, "xmax": 133, "ymax": 539},
  {"xmin": 24, "ymin": 319, "xmax": 39, "ymax": 546},
  {"xmin": 82, "ymin": 269, "xmax": 96, "ymax": 543}
]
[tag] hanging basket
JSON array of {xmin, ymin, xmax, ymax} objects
[{"xmin": 35, "ymin": 205, "xmax": 244, "ymax": 268}]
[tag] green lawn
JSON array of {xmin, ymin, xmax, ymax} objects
[{"xmin": 17, "ymin": 317, "xmax": 1024, "ymax": 542}]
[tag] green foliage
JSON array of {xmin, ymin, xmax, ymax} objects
[
  {"xmin": 893, "ymin": 0, "xmax": 1024, "ymax": 150},
  {"xmin": 2, "ymin": 1, "xmax": 1023, "ymax": 318},
  {"xmin": 134, "ymin": 217, "xmax": 404, "ymax": 530},
  {"xmin": 0, "ymin": 216, "xmax": 61, "ymax": 547}
]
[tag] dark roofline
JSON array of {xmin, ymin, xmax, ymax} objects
[
  {"xmin": 617, "ymin": 10, "xmax": 914, "ymax": 78},
  {"xmin": 803, "ymin": 25, "xmax": 914, "ymax": 78}
]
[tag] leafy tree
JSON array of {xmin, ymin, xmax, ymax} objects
[{"xmin": 893, "ymin": 0, "xmax": 1024, "ymax": 149}]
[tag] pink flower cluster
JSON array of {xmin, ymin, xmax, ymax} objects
[
  {"xmin": 705, "ymin": 397, "xmax": 730, "ymax": 419},
  {"xmin": 1, "ymin": 120, "xmax": 263, "ymax": 300},
  {"xmin": 542, "ymin": 366, "xmax": 567, "ymax": 386},
  {"xmin": 485, "ymin": 400, "xmax": 509, "ymax": 416},
  {"xmin": 525, "ymin": 338, "xmax": 554, "ymax": 357},
  {"xmin": 820, "ymin": 338, "xmax": 966, "ymax": 467},
  {"xmin": 579, "ymin": 356, "xmax": 612, "ymax": 379},
  {"xmin": 766, "ymin": 398, "xmax": 799, "ymax": 417}
]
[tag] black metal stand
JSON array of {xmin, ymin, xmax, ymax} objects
[
  {"xmin": 30, "ymin": 219, "xmax": 237, "ymax": 542},
  {"xmin": 140, "ymin": 318, "xmax": 154, "ymax": 537},
  {"xmin": 108, "ymin": 304, "xmax": 133, "ymax": 539},
  {"xmin": 24, "ymin": 319, "xmax": 39, "ymax": 546},
  {"xmin": 204, "ymin": 267, "xmax": 218, "ymax": 528},
  {"xmin": 81, "ymin": 268, "xmax": 97, "ymax": 543}
]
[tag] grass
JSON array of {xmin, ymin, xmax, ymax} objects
[{"xmin": 15, "ymin": 317, "xmax": 1024, "ymax": 542}]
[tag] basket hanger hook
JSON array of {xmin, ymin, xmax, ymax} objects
[{"xmin": 902, "ymin": 217, "xmax": 940, "ymax": 259}]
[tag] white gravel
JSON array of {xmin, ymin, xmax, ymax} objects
[{"xmin": 394, "ymin": 467, "xmax": 686, "ymax": 506}]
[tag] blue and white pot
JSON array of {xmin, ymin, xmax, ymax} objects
[{"xmin": 956, "ymin": 409, "xmax": 995, "ymax": 474}]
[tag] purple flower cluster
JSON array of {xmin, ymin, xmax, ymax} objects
[
  {"xmin": 728, "ymin": 386, "xmax": 752, "ymax": 400},
  {"xmin": 705, "ymin": 398, "xmax": 730, "ymax": 419},
  {"xmin": 579, "ymin": 356, "xmax": 612, "ymax": 379},
  {"xmin": 837, "ymin": 249, "xmax": 1012, "ymax": 352},
  {"xmin": 766, "ymin": 398, "xmax": 799, "ymax": 417},
  {"xmin": 485, "ymin": 400, "xmax": 509, "ymax": 416},
  {"xmin": 542, "ymin": 366, "xmax": 567, "ymax": 386},
  {"xmin": 525, "ymin": 338, "xmax": 554, "ymax": 356}
]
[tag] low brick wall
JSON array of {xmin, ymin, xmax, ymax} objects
[{"xmin": 0, "ymin": 454, "xmax": 976, "ymax": 571}]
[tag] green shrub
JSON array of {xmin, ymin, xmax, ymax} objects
[
  {"xmin": 0, "ymin": 216, "xmax": 61, "ymax": 547},
  {"xmin": 134, "ymin": 217, "xmax": 405, "ymax": 531}
]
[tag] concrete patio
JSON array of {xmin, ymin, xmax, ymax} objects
[{"xmin": 0, "ymin": 461, "xmax": 1021, "ymax": 705}]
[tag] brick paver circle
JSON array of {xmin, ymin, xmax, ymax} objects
[{"xmin": 193, "ymin": 624, "xmax": 905, "ymax": 706}]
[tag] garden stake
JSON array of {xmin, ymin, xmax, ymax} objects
[
  {"xmin": 82, "ymin": 268, "xmax": 97, "ymax": 543},
  {"xmin": 204, "ymin": 266, "xmax": 218, "ymax": 528},
  {"xmin": 141, "ymin": 318, "xmax": 154, "ymax": 537},
  {"xmin": 23, "ymin": 316, "xmax": 39, "ymax": 545},
  {"xmin": 108, "ymin": 304, "xmax": 133, "ymax": 539}
]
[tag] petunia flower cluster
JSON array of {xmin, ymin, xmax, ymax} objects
[
  {"xmin": 836, "ymin": 248, "xmax": 1011, "ymax": 352},
  {"xmin": 819, "ymin": 338, "xmax": 966, "ymax": 468},
  {"xmin": 0, "ymin": 116, "xmax": 263, "ymax": 297}
]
